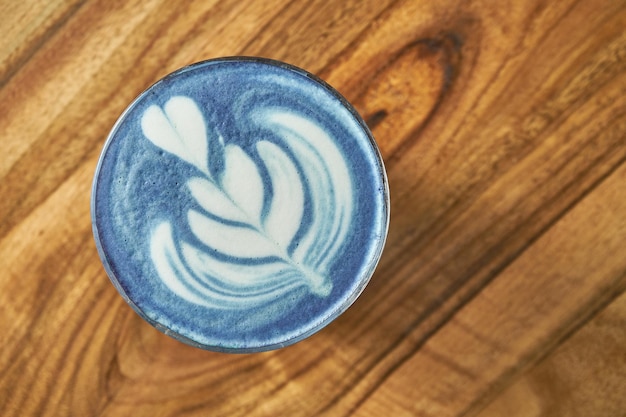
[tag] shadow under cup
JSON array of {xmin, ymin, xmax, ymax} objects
[{"xmin": 91, "ymin": 57, "xmax": 389, "ymax": 353}]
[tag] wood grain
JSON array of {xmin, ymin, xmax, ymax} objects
[
  {"xmin": 476, "ymin": 289, "xmax": 626, "ymax": 417},
  {"xmin": 1, "ymin": 0, "xmax": 625, "ymax": 416}
]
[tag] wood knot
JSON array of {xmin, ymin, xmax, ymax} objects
[{"xmin": 356, "ymin": 33, "xmax": 462, "ymax": 156}]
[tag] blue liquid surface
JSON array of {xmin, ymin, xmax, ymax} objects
[{"xmin": 92, "ymin": 58, "xmax": 388, "ymax": 352}]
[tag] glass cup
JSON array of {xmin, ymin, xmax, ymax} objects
[{"xmin": 91, "ymin": 57, "xmax": 389, "ymax": 352}]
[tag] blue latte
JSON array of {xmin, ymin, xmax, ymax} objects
[{"xmin": 92, "ymin": 57, "xmax": 389, "ymax": 352}]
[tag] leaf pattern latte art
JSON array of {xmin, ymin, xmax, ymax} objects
[{"xmin": 141, "ymin": 96, "xmax": 354, "ymax": 311}]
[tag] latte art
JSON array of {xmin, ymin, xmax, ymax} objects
[
  {"xmin": 92, "ymin": 58, "xmax": 389, "ymax": 352},
  {"xmin": 142, "ymin": 97, "xmax": 353, "ymax": 312}
]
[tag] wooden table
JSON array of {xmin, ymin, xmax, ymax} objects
[{"xmin": 2, "ymin": 1, "xmax": 625, "ymax": 416}]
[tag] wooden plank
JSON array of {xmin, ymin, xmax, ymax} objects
[
  {"xmin": 0, "ymin": 0, "xmax": 85, "ymax": 87},
  {"xmin": 349, "ymin": 154, "xmax": 626, "ymax": 417},
  {"xmin": 476, "ymin": 290, "xmax": 626, "ymax": 417},
  {"xmin": 0, "ymin": 0, "xmax": 625, "ymax": 416}
]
